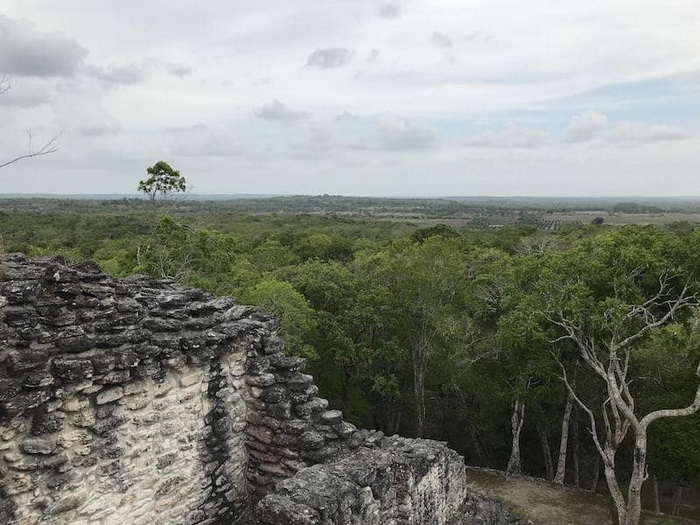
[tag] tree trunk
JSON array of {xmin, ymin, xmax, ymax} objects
[
  {"xmin": 538, "ymin": 425, "xmax": 554, "ymax": 481},
  {"xmin": 572, "ymin": 407, "xmax": 580, "ymax": 487},
  {"xmin": 672, "ymin": 484, "xmax": 684, "ymax": 516},
  {"xmin": 622, "ymin": 436, "xmax": 648, "ymax": 525},
  {"xmin": 413, "ymin": 361, "xmax": 426, "ymax": 437},
  {"xmin": 412, "ymin": 333, "xmax": 430, "ymax": 438},
  {"xmin": 651, "ymin": 475, "xmax": 660, "ymax": 515},
  {"xmin": 392, "ymin": 410, "xmax": 402, "ymax": 436},
  {"xmin": 554, "ymin": 392, "xmax": 574, "ymax": 484},
  {"xmin": 505, "ymin": 399, "xmax": 525, "ymax": 476},
  {"xmin": 591, "ymin": 456, "xmax": 600, "ymax": 492},
  {"xmin": 601, "ymin": 446, "xmax": 628, "ymax": 525},
  {"xmin": 470, "ymin": 426, "xmax": 489, "ymax": 467}
]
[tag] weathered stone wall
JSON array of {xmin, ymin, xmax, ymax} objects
[
  {"xmin": 254, "ymin": 435, "xmax": 469, "ymax": 525},
  {"xmin": 0, "ymin": 254, "xmax": 269, "ymax": 525},
  {"xmin": 243, "ymin": 339, "xmax": 361, "ymax": 501},
  {"xmin": 0, "ymin": 254, "xmax": 519, "ymax": 525}
]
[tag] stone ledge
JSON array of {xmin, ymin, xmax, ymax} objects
[{"xmin": 254, "ymin": 435, "xmax": 472, "ymax": 525}]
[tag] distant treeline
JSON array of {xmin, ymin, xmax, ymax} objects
[{"xmin": 2, "ymin": 195, "xmax": 700, "ymax": 218}]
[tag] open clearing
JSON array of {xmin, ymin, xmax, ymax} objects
[{"xmin": 465, "ymin": 467, "xmax": 699, "ymax": 525}]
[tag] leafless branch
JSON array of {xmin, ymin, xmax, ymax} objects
[
  {"xmin": 601, "ymin": 397, "xmax": 612, "ymax": 441},
  {"xmin": 640, "ymin": 360, "xmax": 700, "ymax": 429},
  {"xmin": 556, "ymin": 357, "xmax": 605, "ymax": 459},
  {"xmin": 0, "ymin": 75, "xmax": 11, "ymax": 96},
  {"xmin": 617, "ymin": 281, "xmax": 697, "ymax": 351},
  {"xmin": 0, "ymin": 130, "xmax": 60, "ymax": 170}
]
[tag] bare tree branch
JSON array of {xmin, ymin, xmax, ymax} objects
[
  {"xmin": 0, "ymin": 75, "xmax": 11, "ymax": 96},
  {"xmin": 557, "ymin": 358, "xmax": 605, "ymax": 459},
  {"xmin": 640, "ymin": 361, "xmax": 700, "ymax": 429},
  {"xmin": 0, "ymin": 130, "xmax": 60, "ymax": 170},
  {"xmin": 0, "ymin": 77, "xmax": 60, "ymax": 170},
  {"xmin": 617, "ymin": 281, "xmax": 697, "ymax": 351}
]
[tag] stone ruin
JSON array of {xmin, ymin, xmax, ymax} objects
[{"xmin": 0, "ymin": 254, "xmax": 520, "ymax": 524}]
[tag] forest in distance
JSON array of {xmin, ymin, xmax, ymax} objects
[{"xmin": 1, "ymin": 194, "xmax": 700, "ymax": 523}]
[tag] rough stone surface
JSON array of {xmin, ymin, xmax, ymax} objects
[
  {"xmin": 254, "ymin": 435, "xmax": 477, "ymax": 525},
  {"xmin": 0, "ymin": 255, "xmax": 258, "ymax": 525},
  {"xmin": 0, "ymin": 254, "xmax": 523, "ymax": 525}
]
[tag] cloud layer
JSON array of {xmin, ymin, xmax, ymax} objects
[
  {"xmin": 255, "ymin": 100, "xmax": 309, "ymax": 121},
  {"xmin": 0, "ymin": 1, "xmax": 699, "ymax": 196},
  {"xmin": 0, "ymin": 16, "xmax": 86, "ymax": 77},
  {"xmin": 307, "ymin": 48, "xmax": 354, "ymax": 69}
]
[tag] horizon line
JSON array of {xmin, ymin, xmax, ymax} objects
[{"xmin": 2, "ymin": 193, "xmax": 700, "ymax": 200}]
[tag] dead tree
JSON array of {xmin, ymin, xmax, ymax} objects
[{"xmin": 549, "ymin": 274, "xmax": 700, "ymax": 525}]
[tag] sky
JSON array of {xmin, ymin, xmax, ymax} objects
[{"xmin": 0, "ymin": 0, "xmax": 699, "ymax": 196}]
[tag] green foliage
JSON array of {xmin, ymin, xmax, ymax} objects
[
  {"xmin": 2, "ymin": 198, "xmax": 699, "ymax": 503},
  {"xmin": 241, "ymin": 279, "xmax": 318, "ymax": 359},
  {"xmin": 138, "ymin": 161, "xmax": 186, "ymax": 202},
  {"xmin": 613, "ymin": 202, "xmax": 664, "ymax": 214},
  {"xmin": 638, "ymin": 323, "xmax": 700, "ymax": 484},
  {"xmin": 293, "ymin": 233, "xmax": 354, "ymax": 263},
  {"xmin": 410, "ymin": 223, "xmax": 460, "ymax": 243}
]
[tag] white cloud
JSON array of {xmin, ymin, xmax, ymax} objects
[
  {"xmin": 378, "ymin": 3, "xmax": 401, "ymax": 19},
  {"xmin": 165, "ymin": 62, "xmax": 192, "ymax": 78},
  {"xmin": 564, "ymin": 110, "xmax": 609, "ymax": 143},
  {"xmin": 87, "ymin": 63, "xmax": 147, "ymax": 85},
  {"xmin": 306, "ymin": 48, "xmax": 354, "ymax": 69},
  {"xmin": 606, "ymin": 122, "xmax": 689, "ymax": 147},
  {"xmin": 335, "ymin": 111, "xmax": 359, "ymax": 121},
  {"xmin": 1, "ymin": 1, "xmax": 700, "ymax": 195},
  {"xmin": 254, "ymin": 100, "xmax": 309, "ymax": 121},
  {"xmin": 564, "ymin": 111, "xmax": 689, "ymax": 146},
  {"xmin": 169, "ymin": 124, "xmax": 240, "ymax": 157},
  {"xmin": 431, "ymin": 31, "xmax": 453, "ymax": 49},
  {"xmin": 0, "ymin": 16, "xmax": 87, "ymax": 78},
  {"xmin": 377, "ymin": 114, "xmax": 438, "ymax": 150},
  {"xmin": 290, "ymin": 123, "xmax": 335, "ymax": 157},
  {"xmin": 51, "ymin": 82, "xmax": 121, "ymax": 136},
  {"xmin": 468, "ymin": 123, "xmax": 551, "ymax": 148},
  {"xmin": 0, "ymin": 79, "xmax": 50, "ymax": 107}
]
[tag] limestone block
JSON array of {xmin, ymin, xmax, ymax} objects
[
  {"xmin": 120, "ymin": 393, "xmax": 149, "ymax": 411},
  {"xmin": 248, "ymin": 426, "xmax": 274, "ymax": 444},
  {"xmin": 123, "ymin": 380, "xmax": 149, "ymax": 396},
  {"xmin": 20, "ymin": 437, "xmax": 57, "ymax": 455},
  {"xmin": 96, "ymin": 387, "xmax": 124, "ymax": 405},
  {"xmin": 295, "ymin": 398, "xmax": 329, "ymax": 417}
]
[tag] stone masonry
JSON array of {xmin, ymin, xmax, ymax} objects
[{"xmin": 0, "ymin": 254, "xmax": 518, "ymax": 525}]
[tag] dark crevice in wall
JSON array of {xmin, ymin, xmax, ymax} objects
[
  {"xmin": 201, "ymin": 355, "xmax": 236, "ymax": 524},
  {"xmin": 0, "ymin": 488, "xmax": 17, "ymax": 524}
]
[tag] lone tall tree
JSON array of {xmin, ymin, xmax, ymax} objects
[{"xmin": 138, "ymin": 161, "xmax": 187, "ymax": 207}]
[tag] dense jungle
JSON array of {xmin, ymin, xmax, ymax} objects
[{"xmin": 1, "ymin": 193, "xmax": 699, "ymax": 521}]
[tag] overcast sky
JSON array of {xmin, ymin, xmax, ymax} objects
[{"xmin": 1, "ymin": 0, "xmax": 699, "ymax": 196}]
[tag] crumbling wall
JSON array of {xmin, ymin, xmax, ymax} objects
[
  {"xmin": 254, "ymin": 435, "xmax": 469, "ymax": 525},
  {"xmin": 243, "ymin": 340, "xmax": 361, "ymax": 501},
  {"xmin": 0, "ymin": 254, "xmax": 518, "ymax": 525},
  {"xmin": 0, "ymin": 254, "xmax": 267, "ymax": 525}
]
